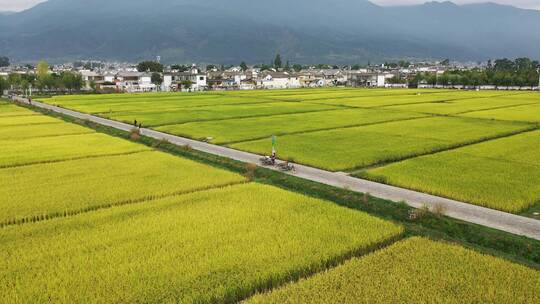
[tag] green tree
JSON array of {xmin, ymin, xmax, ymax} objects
[
  {"xmin": 292, "ymin": 64, "xmax": 303, "ymax": 72},
  {"xmin": 260, "ymin": 64, "xmax": 272, "ymax": 71},
  {"xmin": 398, "ymin": 60, "xmax": 410, "ymax": 68},
  {"xmin": 37, "ymin": 60, "xmax": 49, "ymax": 79},
  {"xmin": 0, "ymin": 76, "xmax": 8, "ymax": 93},
  {"xmin": 7, "ymin": 73, "xmax": 22, "ymax": 90},
  {"xmin": 172, "ymin": 64, "xmax": 190, "ymax": 72},
  {"xmin": 274, "ymin": 54, "xmax": 282, "ymax": 69},
  {"xmin": 137, "ymin": 61, "xmax": 164, "ymax": 73},
  {"xmin": 61, "ymin": 72, "xmax": 84, "ymax": 93},
  {"xmin": 151, "ymin": 72, "xmax": 163, "ymax": 86},
  {"xmin": 240, "ymin": 62, "xmax": 248, "ymax": 72},
  {"xmin": 89, "ymin": 80, "xmax": 97, "ymax": 93},
  {"xmin": 181, "ymin": 79, "xmax": 192, "ymax": 90}
]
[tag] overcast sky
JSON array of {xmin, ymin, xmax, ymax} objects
[
  {"xmin": 0, "ymin": 0, "xmax": 539, "ymax": 11},
  {"xmin": 374, "ymin": 0, "xmax": 540, "ymax": 9}
]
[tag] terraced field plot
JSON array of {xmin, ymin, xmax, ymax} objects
[
  {"xmin": 361, "ymin": 130, "xmax": 540, "ymax": 213},
  {"xmin": 106, "ymin": 102, "xmax": 341, "ymax": 126},
  {"xmin": 246, "ymin": 237, "xmax": 540, "ymax": 304},
  {"xmin": 155, "ymin": 108, "xmax": 426, "ymax": 144},
  {"xmin": 461, "ymin": 102, "xmax": 540, "ymax": 123},
  {"xmin": 0, "ymin": 183, "xmax": 402, "ymax": 303},
  {"xmin": 231, "ymin": 116, "xmax": 531, "ymax": 171}
]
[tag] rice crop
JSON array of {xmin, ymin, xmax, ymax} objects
[
  {"xmin": 384, "ymin": 96, "xmax": 538, "ymax": 114},
  {"xmin": 0, "ymin": 183, "xmax": 403, "ymax": 304},
  {"xmin": 361, "ymin": 130, "xmax": 540, "ymax": 213},
  {"xmin": 155, "ymin": 108, "xmax": 426, "ymax": 144},
  {"xmin": 0, "ymin": 103, "xmax": 40, "ymax": 117},
  {"xmin": 0, "ymin": 151, "xmax": 245, "ymax": 225},
  {"xmin": 0, "ymin": 122, "xmax": 94, "ymax": 141},
  {"xmin": 0, "ymin": 114, "xmax": 63, "ymax": 127},
  {"xmin": 461, "ymin": 103, "xmax": 540, "ymax": 123},
  {"xmin": 245, "ymin": 237, "xmax": 540, "ymax": 304},
  {"xmin": 106, "ymin": 102, "xmax": 341, "ymax": 126},
  {"xmin": 0, "ymin": 133, "xmax": 151, "ymax": 168},
  {"xmin": 231, "ymin": 116, "xmax": 531, "ymax": 171}
]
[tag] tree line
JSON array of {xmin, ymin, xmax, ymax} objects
[
  {"xmin": 412, "ymin": 58, "xmax": 540, "ymax": 87},
  {"xmin": 0, "ymin": 61, "xmax": 84, "ymax": 94}
]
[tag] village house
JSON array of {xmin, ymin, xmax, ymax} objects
[
  {"xmin": 257, "ymin": 71, "xmax": 300, "ymax": 89},
  {"xmin": 165, "ymin": 66, "xmax": 207, "ymax": 91},
  {"xmin": 116, "ymin": 71, "xmax": 156, "ymax": 92},
  {"xmin": 347, "ymin": 72, "xmax": 386, "ymax": 87}
]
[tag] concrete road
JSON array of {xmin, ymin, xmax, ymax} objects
[{"xmin": 14, "ymin": 96, "xmax": 540, "ymax": 241}]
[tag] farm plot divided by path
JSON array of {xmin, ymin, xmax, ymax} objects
[
  {"xmin": 0, "ymin": 102, "xmax": 408, "ymax": 303},
  {"xmin": 360, "ymin": 130, "xmax": 540, "ymax": 213},
  {"xmin": 2, "ymin": 101, "xmax": 539, "ymax": 303},
  {"xmin": 231, "ymin": 116, "xmax": 531, "ymax": 171},
  {"xmin": 245, "ymin": 237, "xmax": 540, "ymax": 304},
  {"xmin": 0, "ymin": 183, "xmax": 402, "ymax": 303},
  {"xmin": 105, "ymin": 102, "xmax": 342, "ymax": 127},
  {"xmin": 461, "ymin": 102, "xmax": 540, "ymax": 123},
  {"xmin": 0, "ymin": 103, "xmax": 244, "ymax": 225},
  {"xmin": 155, "ymin": 108, "xmax": 426, "ymax": 144},
  {"xmin": 37, "ymin": 89, "xmax": 540, "ymax": 214}
]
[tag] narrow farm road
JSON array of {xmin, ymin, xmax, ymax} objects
[{"xmin": 14, "ymin": 97, "xmax": 540, "ymax": 241}]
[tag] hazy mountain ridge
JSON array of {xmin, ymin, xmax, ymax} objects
[{"xmin": 1, "ymin": 0, "xmax": 539, "ymax": 63}]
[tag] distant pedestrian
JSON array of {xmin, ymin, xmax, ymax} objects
[
  {"xmin": 138, "ymin": 123, "xmax": 142, "ymax": 129},
  {"xmin": 28, "ymin": 98, "xmax": 32, "ymax": 105},
  {"xmin": 134, "ymin": 119, "xmax": 138, "ymax": 126}
]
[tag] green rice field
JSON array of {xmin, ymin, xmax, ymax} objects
[
  {"xmin": 0, "ymin": 183, "xmax": 402, "ymax": 303},
  {"xmin": 1, "ymin": 101, "xmax": 539, "ymax": 303},
  {"xmin": 246, "ymin": 237, "xmax": 540, "ymax": 304},
  {"xmin": 360, "ymin": 130, "xmax": 540, "ymax": 213},
  {"xmin": 231, "ymin": 116, "xmax": 531, "ymax": 171},
  {"xmin": 37, "ymin": 89, "xmax": 540, "ymax": 214}
]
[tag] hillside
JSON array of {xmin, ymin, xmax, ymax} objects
[{"xmin": 1, "ymin": 0, "xmax": 539, "ymax": 63}]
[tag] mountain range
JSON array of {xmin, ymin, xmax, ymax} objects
[{"xmin": 1, "ymin": 0, "xmax": 539, "ymax": 64}]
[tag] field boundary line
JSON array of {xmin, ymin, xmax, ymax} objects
[
  {"xmin": 345, "ymin": 125, "xmax": 539, "ymax": 173},
  {"xmin": 305, "ymin": 92, "xmax": 525, "ymax": 110},
  {"xmin": 0, "ymin": 180, "xmax": 248, "ymax": 228},
  {"xmin": 258, "ymin": 90, "xmax": 461, "ymax": 103},
  {"xmin": 0, "ymin": 130, "xmax": 94, "ymax": 141},
  {"xmin": 235, "ymin": 233, "xmax": 405, "ymax": 303},
  {"xmin": 454, "ymin": 101, "xmax": 540, "ymax": 115},
  {"xmin": 142, "ymin": 107, "xmax": 350, "ymax": 128},
  {"xmin": 13, "ymin": 97, "xmax": 540, "ymax": 241},
  {"xmin": 0, "ymin": 113, "xmax": 41, "ymax": 118},
  {"xmin": 0, "ymin": 150, "xmax": 149, "ymax": 170},
  {"xmin": 0, "ymin": 121, "xmax": 61, "ymax": 128},
  {"xmin": 219, "ymin": 115, "xmax": 428, "ymax": 145},
  {"xmin": 90, "ymin": 97, "xmax": 287, "ymax": 115}
]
